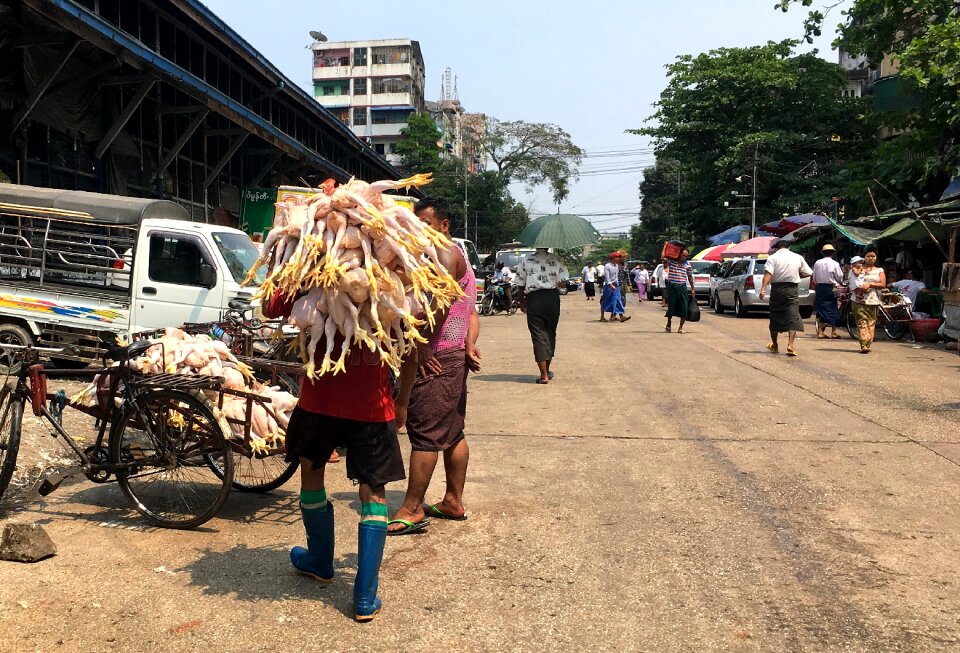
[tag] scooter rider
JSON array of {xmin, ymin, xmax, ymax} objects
[{"xmin": 492, "ymin": 262, "xmax": 515, "ymax": 307}]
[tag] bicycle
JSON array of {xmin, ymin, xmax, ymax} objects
[
  {"xmin": 837, "ymin": 287, "xmax": 912, "ymax": 341},
  {"xmin": 0, "ymin": 341, "xmax": 234, "ymax": 529}
]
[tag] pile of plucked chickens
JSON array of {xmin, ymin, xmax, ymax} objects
[
  {"xmin": 71, "ymin": 327, "xmax": 296, "ymax": 453},
  {"xmin": 243, "ymin": 173, "xmax": 464, "ymax": 379}
]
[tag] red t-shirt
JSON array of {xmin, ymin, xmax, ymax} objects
[{"xmin": 263, "ymin": 291, "xmax": 395, "ymax": 423}]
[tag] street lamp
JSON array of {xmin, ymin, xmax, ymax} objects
[{"xmin": 725, "ymin": 172, "xmax": 757, "ymax": 238}]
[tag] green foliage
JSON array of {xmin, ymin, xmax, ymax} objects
[
  {"xmin": 628, "ymin": 40, "xmax": 872, "ymax": 242},
  {"xmin": 777, "ymin": 0, "xmax": 960, "ymax": 200},
  {"xmin": 394, "ymin": 113, "xmax": 443, "ymax": 174},
  {"xmin": 475, "ymin": 118, "xmax": 584, "ymax": 205}
]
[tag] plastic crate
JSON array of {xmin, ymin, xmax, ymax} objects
[
  {"xmin": 661, "ymin": 241, "xmax": 684, "ymax": 260},
  {"xmin": 909, "ymin": 318, "xmax": 943, "ymax": 342}
]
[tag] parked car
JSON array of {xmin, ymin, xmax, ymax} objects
[
  {"xmin": 689, "ymin": 260, "xmax": 718, "ymax": 300},
  {"xmin": 707, "ymin": 259, "xmax": 736, "ymax": 308},
  {"xmin": 712, "ymin": 257, "xmax": 814, "ymax": 318},
  {"xmin": 565, "ymin": 275, "xmax": 582, "ymax": 293},
  {"xmin": 650, "ymin": 263, "xmax": 665, "ymax": 299}
]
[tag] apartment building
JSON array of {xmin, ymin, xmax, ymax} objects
[{"xmin": 311, "ymin": 39, "xmax": 425, "ymax": 165}]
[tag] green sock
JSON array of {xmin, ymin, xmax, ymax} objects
[
  {"xmin": 300, "ymin": 489, "xmax": 328, "ymax": 511},
  {"xmin": 360, "ymin": 502, "xmax": 388, "ymax": 527}
]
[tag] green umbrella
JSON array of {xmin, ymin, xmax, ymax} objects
[{"xmin": 517, "ymin": 213, "xmax": 601, "ymax": 249}]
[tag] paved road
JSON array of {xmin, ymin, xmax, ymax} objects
[{"xmin": 2, "ymin": 294, "xmax": 959, "ymax": 652}]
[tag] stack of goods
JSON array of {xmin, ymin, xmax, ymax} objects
[
  {"xmin": 71, "ymin": 327, "xmax": 296, "ymax": 453},
  {"xmin": 242, "ymin": 174, "xmax": 464, "ymax": 379}
]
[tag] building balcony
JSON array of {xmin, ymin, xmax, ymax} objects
[
  {"xmin": 370, "ymin": 63, "xmax": 413, "ymax": 77},
  {"xmin": 313, "ymin": 65, "xmax": 353, "ymax": 80},
  {"xmin": 315, "ymin": 96, "xmax": 353, "ymax": 108},
  {"xmin": 369, "ymin": 92, "xmax": 416, "ymax": 107}
]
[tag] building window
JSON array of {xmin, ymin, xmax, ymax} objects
[
  {"xmin": 374, "ymin": 143, "xmax": 385, "ymax": 155},
  {"xmin": 353, "ymin": 107, "xmax": 367, "ymax": 126},
  {"xmin": 372, "ymin": 77, "xmax": 411, "ymax": 94},
  {"xmin": 371, "ymin": 109, "xmax": 412, "ymax": 125},
  {"xmin": 353, "ymin": 78, "xmax": 367, "ymax": 96},
  {"xmin": 353, "ymin": 47, "xmax": 367, "ymax": 66},
  {"xmin": 371, "ymin": 46, "xmax": 411, "ymax": 65},
  {"xmin": 329, "ymin": 108, "xmax": 349, "ymax": 124}
]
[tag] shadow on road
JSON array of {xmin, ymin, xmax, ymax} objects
[
  {"xmin": 472, "ymin": 374, "xmax": 535, "ymax": 384},
  {"xmin": 174, "ymin": 542, "xmax": 357, "ymax": 618}
]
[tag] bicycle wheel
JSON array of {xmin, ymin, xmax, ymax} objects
[
  {"xmin": 883, "ymin": 320, "xmax": 908, "ymax": 340},
  {"xmin": 110, "ymin": 389, "xmax": 233, "ymax": 529},
  {"xmin": 208, "ymin": 445, "xmax": 299, "ymax": 493},
  {"xmin": 0, "ymin": 387, "xmax": 23, "ymax": 500}
]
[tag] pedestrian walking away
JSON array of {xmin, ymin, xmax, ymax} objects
[
  {"xmin": 581, "ymin": 262, "xmax": 597, "ymax": 300},
  {"xmin": 759, "ymin": 240, "xmax": 812, "ymax": 357},
  {"xmin": 595, "ymin": 261, "xmax": 606, "ymax": 314},
  {"xmin": 390, "ymin": 198, "xmax": 481, "ymax": 536},
  {"xmin": 518, "ymin": 247, "xmax": 569, "ymax": 383},
  {"xmin": 664, "ymin": 248, "xmax": 695, "ymax": 333},
  {"xmin": 850, "ymin": 247, "xmax": 886, "ymax": 354},
  {"xmin": 600, "ymin": 252, "xmax": 631, "ymax": 322},
  {"xmin": 656, "ymin": 259, "xmax": 668, "ymax": 308},
  {"xmin": 812, "ymin": 244, "xmax": 844, "ymax": 339},
  {"xmin": 262, "ymin": 289, "xmax": 408, "ymax": 622}
]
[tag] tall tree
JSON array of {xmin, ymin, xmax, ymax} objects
[
  {"xmin": 629, "ymin": 40, "xmax": 870, "ymax": 241},
  {"xmin": 471, "ymin": 118, "xmax": 584, "ymax": 205},
  {"xmin": 777, "ymin": 0, "xmax": 960, "ymax": 200},
  {"xmin": 394, "ymin": 113, "xmax": 443, "ymax": 174}
]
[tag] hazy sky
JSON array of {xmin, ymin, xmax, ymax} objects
[{"xmin": 202, "ymin": 0, "xmax": 838, "ymax": 234}]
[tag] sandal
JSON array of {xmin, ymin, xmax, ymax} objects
[
  {"xmin": 786, "ymin": 348, "xmax": 798, "ymax": 357},
  {"xmin": 599, "ymin": 318, "xmax": 608, "ymax": 322},
  {"xmin": 620, "ymin": 315, "xmax": 631, "ymax": 322},
  {"xmin": 831, "ymin": 334, "xmax": 841, "ymax": 339},
  {"xmin": 817, "ymin": 334, "xmax": 828, "ymax": 340},
  {"xmin": 766, "ymin": 343, "xmax": 779, "ymax": 354}
]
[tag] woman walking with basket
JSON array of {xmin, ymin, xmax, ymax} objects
[{"xmin": 664, "ymin": 248, "xmax": 695, "ymax": 333}]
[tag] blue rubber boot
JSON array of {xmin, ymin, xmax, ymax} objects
[
  {"xmin": 290, "ymin": 502, "xmax": 334, "ymax": 583},
  {"xmin": 353, "ymin": 522, "xmax": 387, "ymax": 621}
]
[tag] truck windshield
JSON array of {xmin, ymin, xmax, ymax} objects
[{"xmin": 213, "ymin": 232, "xmax": 264, "ymax": 285}]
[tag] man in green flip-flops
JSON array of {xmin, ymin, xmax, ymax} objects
[{"xmin": 389, "ymin": 198, "xmax": 481, "ymax": 535}]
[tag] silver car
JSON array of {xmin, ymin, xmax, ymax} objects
[{"xmin": 712, "ymin": 257, "xmax": 814, "ymax": 318}]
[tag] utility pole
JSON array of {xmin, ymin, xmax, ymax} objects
[
  {"xmin": 463, "ymin": 157, "xmax": 469, "ymax": 240},
  {"xmin": 750, "ymin": 143, "xmax": 758, "ymax": 238}
]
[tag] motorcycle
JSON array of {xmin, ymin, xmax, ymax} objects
[{"xmin": 480, "ymin": 277, "xmax": 520, "ymax": 316}]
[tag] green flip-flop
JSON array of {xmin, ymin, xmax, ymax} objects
[
  {"xmin": 424, "ymin": 504, "xmax": 468, "ymax": 521},
  {"xmin": 386, "ymin": 518, "xmax": 429, "ymax": 536}
]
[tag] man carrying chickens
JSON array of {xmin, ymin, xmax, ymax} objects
[
  {"xmin": 262, "ymin": 290, "xmax": 406, "ymax": 622},
  {"xmin": 388, "ymin": 197, "xmax": 481, "ymax": 536}
]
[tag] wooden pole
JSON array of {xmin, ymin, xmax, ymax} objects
[{"xmin": 867, "ymin": 186, "xmax": 880, "ymax": 216}]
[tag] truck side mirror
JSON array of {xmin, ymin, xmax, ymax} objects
[{"xmin": 199, "ymin": 263, "xmax": 216, "ymax": 288}]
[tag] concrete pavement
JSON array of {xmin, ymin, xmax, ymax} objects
[{"xmin": 1, "ymin": 293, "xmax": 959, "ymax": 652}]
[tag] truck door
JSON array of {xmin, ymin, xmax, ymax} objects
[{"xmin": 131, "ymin": 230, "xmax": 224, "ymax": 330}]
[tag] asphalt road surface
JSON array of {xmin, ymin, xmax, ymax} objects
[{"xmin": 2, "ymin": 292, "xmax": 959, "ymax": 652}]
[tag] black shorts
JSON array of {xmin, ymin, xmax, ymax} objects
[{"xmin": 284, "ymin": 407, "xmax": 405, "ymax": 490}]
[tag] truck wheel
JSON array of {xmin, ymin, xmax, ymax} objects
[{"xmin": 0, "ymin": 324, "xmax": 33, "ymax": 373}]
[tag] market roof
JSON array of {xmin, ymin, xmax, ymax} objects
[{"xmin": 0, "ymin": 184, "xmax": 189, "ymax": 225}]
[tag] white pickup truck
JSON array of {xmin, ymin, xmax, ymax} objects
[{"xmin": 0, "ymin": 184, "xmax": 263, "ymax": 365}]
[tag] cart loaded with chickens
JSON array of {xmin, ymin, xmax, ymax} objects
[{"xmin": 70, "ymin": 173, "xmax": 463, "ymax": 496}]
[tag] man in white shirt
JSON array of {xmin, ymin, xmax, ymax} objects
[
  {"xmin": 581, "ymin": 263, "xmax": 597, "ymax": 300},
  {"xmin": 758, "ymin": 240, "xmax": 813, "ymax": 356},
  {"xmin": 891, "ymin": 269, "xmax": 927, "ymax": 305},
  {"xmin": 517, "ymin": 248, "xmax": 569, "ymax": 384},
  {"xmin": 811, "ymin": 244, "xmax": 844, "ymax": 339}
]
